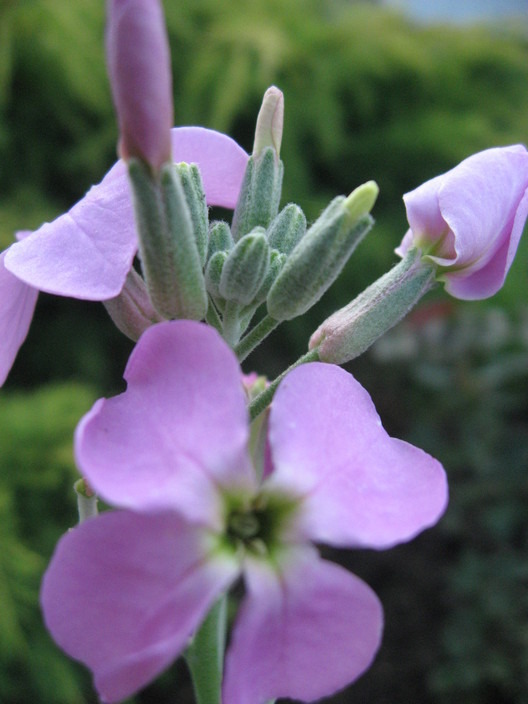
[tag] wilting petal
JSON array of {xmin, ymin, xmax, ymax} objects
[
  {"xmin": 76, "ymin": 321, "xmax": 255, "ymax": 526},
  {"xmin": 0, "ymin": 245, "xmax": 38, "ymax": 386},
  {"xmin": 41, "ymin": 510, "xmax": 239, "ymax": 704},
  {"xmin": 267, "ymin": 363, "xmax": 448, "ymax": 549},
  {"xmin": 5, "ymin": 128, "xmax": 248, "ymax": 299},
  {"xmin": 223, "ymin": 546, "xmax": 382, "ymax": 704}
]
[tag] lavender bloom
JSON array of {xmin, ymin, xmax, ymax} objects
[
  {"xmin": 0, "ymin": 231, "xmax": 38, "ymax": 385},
  {"xmin": 106, "ymin": 0, "xmax": 173, "ymax": 171},
  {"xmin": 41, "ymin": 321, "xmax": 448, "ymax": 704},
  {"xmin": 0, "ymin": 128, "xmax": 248, "ymax": 384},
  {"xmin": 397, "ymin": 145, "xmax": 528, "ymax": 299}
]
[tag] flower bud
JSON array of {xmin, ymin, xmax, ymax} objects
[
  {"xmin": 106, "ymin": 0, "xmax": 173, "ymax": 171},
  {"xmin": 128, "ymin": 159, "xmax": 207, "ymax": 321},
  {"xmin": 267, "ymin": 182, "xmax": 378, "ymax": 321},
  {"xmin": 397, "ymin": 145, "xmax": 528, "ymax": 300},
  {"xmin": 207, "ymin": 221, "xmax": 234, "ymax": 259},
  {"xmin": 205, "ymin": 250, "xmax": 228, "ymax": 301},
  {"xmin": 219, "ymin": 229, "xmax": 271, "ymax": 305},
  {"xmin": 310, "ymin": 248, "xmax": 435, "ymax": 364},
  {"xmin": 267, "ymin": 204, "xmax": 307, "ymax": 255},
  {"xmin": 231, "ymin": 87, "xmax": 285, "ymax": 240},
  {"xmin": 231, "ymin": 148, "xmax": 284, "ymax": 241},
  {"xmin": 252, "ymin": 86, "xmax": 284, "ymax": 157}
]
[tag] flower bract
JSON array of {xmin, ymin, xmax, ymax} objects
[{"xmin": 41, "ymin": 320, "xmax": 448, "ymax": 703}]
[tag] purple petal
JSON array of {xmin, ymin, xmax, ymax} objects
[
  {"xmin": 267, "ymin": 363, "xmax": 448, "ymax": 549},
  {"xmin": 5, "ymin": 128, "xmax": 248, "ymax": 299},
  {"xmin": 0, "ymin": 246, "xmax": 38, "ymax": 386},
  {"xmin": 41, "ymin": 510, "xmax": 239, "ymax": 703},
  {"xmin": 402, "ymin": 145, "xmax": 528, "ymax": 299},
  {"xmin": 442, "ymin": 182, "xmax": 528, "ymax": 299},
  {"xmin": 76, "ymin": 321, "xmax": 255, "ymax": 526},
  {"xmin": 223, "ymin": 546, "xmax": 383, "ymax": 704},
  {"xmin": 169, "ymin": 126, "xmax": 248, "ymax": 210},
  {"xmin": 106, "ymin": 0, "xmax": 173, "ymax": 170}
]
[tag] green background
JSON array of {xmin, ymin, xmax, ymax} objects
[{"xmin": 0, "ymin": 1, "xmax": 527, "ymax": 702}]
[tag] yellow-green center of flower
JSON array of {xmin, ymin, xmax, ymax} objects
[{"xmin": 223, "ymin": 492, "xmax": 299, "ymax": 557}]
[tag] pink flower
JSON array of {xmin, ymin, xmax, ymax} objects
[
  {"xmin": 106, "ymin": 0, "xmax": 173, "ymax": 171},
  {"xmin": 41, "ymin": 321, "xmax": 448, "ymax": 703},
  {"xmin": 0, "ymin": 127, "xmax": 248, "ymax": 385},
  {"xmin": 396, "ymin": 145, "xmax": 528, "ymax": 299}
]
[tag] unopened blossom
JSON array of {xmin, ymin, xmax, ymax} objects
[
  {"xmin": 396, "ymin": 145, "xmax": 528, "ymax": 299},
  {"xmin": 106, "ymin": 0, "xmax": 173, "ymax": 170},
  {"xmin": 0, "ymin": 128, "xmax": 248, "ymax": 385},
  {"xmin": 41, "ymin": 321, "xmax": 448, "ymax": 704},
  {"xmin": 106, "ymin": 0, "xmax": 173, "ymax": 171}
]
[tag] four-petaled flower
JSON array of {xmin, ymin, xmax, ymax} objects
[
  {"xmin": 397, "ymin": 145, "xmax": 528, "ymax": 299},
  {"xmin": 0, "ymin": 128, "xmax": 248, "ymax": 385},
  {"xmin": 41, "ymin": 321, "xmax": 448, "ymax": 704}
]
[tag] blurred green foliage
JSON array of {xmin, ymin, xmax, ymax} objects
[
  {"xmin": 0, "ymin": 0, "xmax": 527, "ymax": 702},
  {"xmin": 0, "ymin": 383, "xmax": 98, "ymax": 703}
]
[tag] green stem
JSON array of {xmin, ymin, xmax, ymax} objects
[
  {"xmin": 248, "ymin": 348, "xmax": 320, "ymax": 421},
  {"xmin": 234, "ymin": 314, "xmax": 280, "ymax": 362},
  {"xmin": 185, "ymin": 596, "xmax": 227, "ymax": 704}
]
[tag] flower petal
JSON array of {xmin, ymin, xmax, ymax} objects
[
  {"xmin": 437, "ymin": 146, "xmax": 528, "ymax": 272},
  {"xmin": 442, "ymin": 183, "xmax": 528, "ymax": 299},
  {"xmin": 402, "ymin": 145, "xmax": 528, "ymax": 299},
  {"xmin": 0, "ymin": 246, "xmax": 38, "ymax": 386},
  {"xmin": 267, "ymin": 362, "xmax": 448, "ymax": 549},
  {"xmin": 223, "ymin": 546, "xmax": 383, "ymax": 704},
  {"xmin": 76, "ymin": 321, "xmax": 255, "ymax": 526},
  {"xmin": 41, "ymin": 510, "xmax": 239, "ymax": 704},
  {"xmin": 5, "ymin": 127, "xmax": 248, "ymax": 299}
]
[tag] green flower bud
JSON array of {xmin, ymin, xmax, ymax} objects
[
  {"xmin": 231, "ymin": 147, "xmax": 284, "ymax": 241},
  {"xmin": 219, "ymin": 229, "xmax": 271, "ymax": 305},
  {"xmin": 128, "ymin": 159, "xmax": 207, "ymax": 321},
  {"xmin": 207, "ymin": 221, "xmax": 234, "ymax": 260},
  {"xmin": 175, "ymin": 162, "xmax": 209, "ymax": 266},
  {"xmin": 309, "ymin": 248, "xmax": 435, "ymax": 364},
  {"xmin": 205, "ymin": 250, "xmax": 228, "ymax": 300},
  {"xmin": 267, "ymin": 204, "xmax": 307, "ymax": 255},
  {"xmin": 266, "ymin": 182, "xmax": 378, "ymax": 321}
]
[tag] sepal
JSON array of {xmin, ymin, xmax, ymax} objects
[
  {"xmin": 231, "ymin": 148, "xmax": 284, "ymax": 241},
  {"xmin": 267, "ymin": 204, "xmax": 306, "ymax": 255},
  {"xmin": 208, "ymin": 221, "xmax": 234, "ymax": 259},
  {"xmin": 128, "ymin": 158, "xmax": 207, "ymax": 321},
  {"xmin": 266, "ymin": 183, "xmax": 377, "ymax": 321},
  {"xmin": 175, "ymin": 162, "xmax": 209, "ymax": 266},
  {"xmin": 309, "ymin": 248, "xmax": 435, "ymax": 363},
  {"xmin": 205, "ymin": 251, "xmax": 228, "ymax": 302},
  {"xmin": 219, "ymin": 229, "xmax": 270, "ymax": 306},
  {"xmin": 104, "ymin": 269, "xmax": 162, "ymax": 341}
]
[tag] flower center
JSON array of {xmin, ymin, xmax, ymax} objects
[
  {"xmin": 227, "ymin": 511, "xmax": 261, "ymax": 541},
  {"xmin": 223, "ymin": 492, "xmax": 299, "ymax": 557}
]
